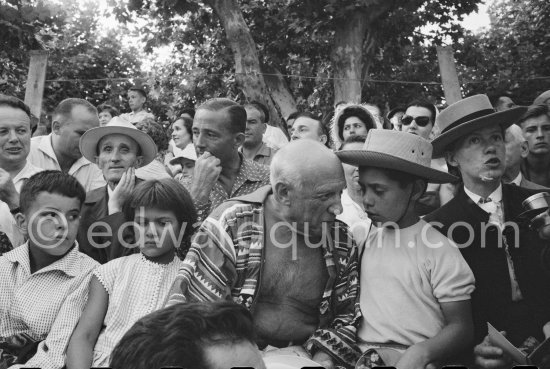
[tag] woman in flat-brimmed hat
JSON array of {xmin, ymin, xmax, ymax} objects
[
  {"xmin": 424, "ymin": 95, "xmax": 550, "ymax": 369},
  {"xmin": 337, "ymin": 129, "xmax": 474, "ymax": 369},
  {"xmin": 76, "ymin": 116, "xmax": 157, "ymax": 264}
]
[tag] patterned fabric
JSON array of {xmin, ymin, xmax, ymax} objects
[
  {"xmin": 0, "ymin": 232, "xmax": 12, "ymax": 257},
  {"xmin": 167, "ymin": 186, "xmax": 362, "ymax": 368},
  {"xmin": 0, "ymin": 242, "xmax": 98, "ymax": 369},
  {"xmin": 91, "ymin": 253, "xmax": 183, "ymax": 367},
  {"xmin": 355, "ymin": 349, "xmax": 387, "ymax": 369},
  {"xmin": 240, "ymin": 142, "xmax": 278, "ymax": 166},
  {"xmin": 193, "ymin": 154, "xmax": 270, "ymax": 223}
]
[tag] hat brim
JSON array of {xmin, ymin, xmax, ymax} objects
[
  {"xmin": 169, "ymin": 156, "xmax": 195, "ymax": 165},
  {"xmin": 336, "ymin": 150, "xmax": 458, "ymax": 184},
  {"xmin": 432, "ymin": 106, "xmax": 527, "ymax": 158},
  {"xmin": 80, "ymin": 126, "xmax": 157, "ymax": 167},
  {"xmin": 517, "ymin": 206, "xmax": 548, "ymax": 221}
]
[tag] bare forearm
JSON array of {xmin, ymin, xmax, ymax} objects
[
  {"xmin": 416, "ymin": 320, "xmax": 473, "ymax": 364},
  {"xmin": 66, "ymin": 332, "xmax": 97, "ymax": 369}
]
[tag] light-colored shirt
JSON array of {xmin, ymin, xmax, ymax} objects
[
  {"xmin": 135, "ymin": 159, "xmax": 171, "ymax": 181},
  {"xmin": 0, "ymin": 202, "xmax": 24, "ymax": 248},
  {"xmin": 511, "ymin": 172, "xmax": 523, "ymax": 186},
  {"xmin": 263, "ymin": 124, "xmax": 288, "ymax": 150},
  {"xmin": 91, "ymin": 253, "xmax": 183, "ymax": 367},
  {"xmin": 28, "ymin": 134, "xmax": 106, "ymax": 192},
  {"xmin": 1, "ymin": 242, "xmax": 98, "ymax": 369},
  {"xmin": 119, "ymin": 110, "xmax": 154, "ymax": 124},
  {"xmin": 12, "ymin": 160, "xmax": 43, "ymax": 193},
  {"xmin": 337, "ymin": 189, "xmax": 371, "ymax": 247},
  {"xmin": 357, "ymin": 219, "xmax": 475, "ymax": 348}
]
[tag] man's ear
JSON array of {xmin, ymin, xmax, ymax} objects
[
  {"xmin": 410, "ymin": 179, "xmax": 427, "ymax": 202},
  {"xmin": 273, "ymin": 182, "xmax": 291, "ymax": 206},
  {"xmin": 52, "ymin": 120, "xmax": 62, "ymax": 135},
  {"xmin": 15, "ymin": 213, "xmax": 28, "ymax": 236},
  {"xmin": 445, "ymin": 150, "xmax": 459, "ymax": 169},
  {"xmin": 520, "ymin": 140, "xmax": 529, "ymax": 159},
  {"xmin": 234, "ymin": 132, "xmax": 246, "ymax": 148},
  {"xmin": 262, "ymin": 123, "xmax": 267, "ymax": 134},
  {"xmin": 320, "ymin": 134, "xmax": 328, "ymax": 145},
  {"xmin": 134, "ymin": 156, "xmax": 144, "ymax": 168}
]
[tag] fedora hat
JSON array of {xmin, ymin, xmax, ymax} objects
[
  {"xmin": 336, "ymin": 129, "xmax": 457, "ymax": 183},
  {"xmin": 80, "ymin": 116, "xmax": 157, "ymax": 167},
  {"xmin": 431, "ymin": 94, "xmax": 527, "ymax": 158}
]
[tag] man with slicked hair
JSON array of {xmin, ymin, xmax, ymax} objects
[
  {"xmin": 190, "ymin": 98, "xmax": 269, "ymax": 222},
  {"xmin": 28, "ymin": 98, "xmax": 105, "ymax": 192},
  {"xmin": 167, "ymin": 139, "xmax": 361, "ymax": 369}
]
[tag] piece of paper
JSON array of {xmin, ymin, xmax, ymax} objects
[{"xmin": 487, "ymin": 323, "xmax": 528, "ymax": 365}]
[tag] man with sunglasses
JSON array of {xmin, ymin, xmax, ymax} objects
[{"xmin": 401, "ymin": 100, "xmax": 437, "ymax": 140}]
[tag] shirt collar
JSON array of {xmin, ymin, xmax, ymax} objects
[
  {"xmin": 238, "ymin": 153, "xmax": 268, "ymax": 182},
  {"xmin": 37, "ymin": 133, "xmax": 94, "ymax": 173},
  {"xmin": 4, "ymin": 241, "xmax": 82, "ymax": 277},
  {"xmin": 13, "ymin": 161, "xmax": 42, "ymax": 188},
  {"xmin": 511, "ymin": 172, "xmax": 522, "ymax": 186},
  {"xmin": 464, "ymin": 183, "xmax": 503, "ymax": 204},
  {"xmin": 256, "ymin": 143, "xmax": 273, "ymax": 158}
]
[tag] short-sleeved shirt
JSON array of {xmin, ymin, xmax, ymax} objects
[
  {"xmin": 28, "ymin": 134, "xmax": 106, "ymax": 192},
  {"xmin": 91, "ymin": 253, "xmax": 183, "ymax": 367},
  {"xmin": 357, "ymin": 219, "xmax": 475, "ymax": 347},
  {"xmin": 0, "ymin": 242, "xmax": 98, "ymax": 369},
  {"xmin": 119, "ymin": 110, "xmax": 154, "ymax": 124}
]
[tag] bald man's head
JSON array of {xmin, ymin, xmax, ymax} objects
[{"xmin": 270, "ymin": 139, "xmax": 345, "ymax": 235}]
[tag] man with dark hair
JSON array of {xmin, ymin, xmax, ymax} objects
[
  {"xmin": 241, "ymin": 103, "xmax": 277, "ymax": 165},
  {"xmin": 0, "ymin": 95, "xmax": 43, "ymax": 248},
  {"xmin": 401, "ymin": 100, "xmax": 437, "ymax": 140},
  {"xmin": 488, "ymin": 93, "xmax": 517, "ymax": 112},
  {"xmin": 28, "ymin": 98, "xmax": 105, "ymax": 192},
  {"xmin": 119, "ymin": 85, "xmax": 154, "ymax": 124},
  {"xmin": 190, "ymin": 98, "xmax": 270, "ymax": 222},
  {"xmin": 518, "ymin": 104, "xmax": 550, "ymax": 187},
  {"xmin": 286, "ymin": 111, "xmax": 300, "ymax": 136},
  {"xmin": 110, "ymin": 302, "xmax": 266, "ymax": 369},
  {"xmin": 247, "ymin": 100, "xmax": 288, "ymax": 149},
  {"xmin": 168, "ymin": 140, "xmax": 361, "ymax": 369},
  {"xmin": 291, "ymin": 112, "xmax": 330, "ymax": 148}
]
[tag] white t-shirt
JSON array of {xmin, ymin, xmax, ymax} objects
[{"xmin": 357, "ymin": 219, "xmax": 475, "ymax": 347}]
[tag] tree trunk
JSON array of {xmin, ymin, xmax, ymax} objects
[
  {"xmin": 331, "ymin": 10, "xmax": 369, "ymax": 104},
  {"xmin": 263, "ymin": 65, "xmax": 297, "ymax": 121},
  {"xmin": 205, "ymin": 0, "xmax": 284, "ymax": 128}
]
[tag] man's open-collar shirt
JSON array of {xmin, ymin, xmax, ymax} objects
[
  {"xmin": 193, "ymin": 154, "xmax": 270, "ymax": 223},
  {"xmin": 28, "ymin": 133, "xmax": 105, "ymax": 192}
]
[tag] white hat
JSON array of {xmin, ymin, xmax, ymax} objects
[
  {"xmin": 80, "ymin": 116, "xmax": 157, "ymax": 167},
  {"xmin": 169, "ymin": 144, "xmax": 197, "ymax": 165}
]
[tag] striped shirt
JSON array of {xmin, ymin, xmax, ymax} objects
[
  {"xmin": 167, "ymin": 186, "xmax": 362, "ymax": 367},
  {"xmin": 1, "ymin": 242, "xmax": 98, "ymax": 369}
]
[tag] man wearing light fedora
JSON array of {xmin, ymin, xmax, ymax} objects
[
  {"xmin": 338, "ymin": 130, "xmax": 475, "ymax": 369},
  {"xmin": 424, "ymin": 94, "xmax": 550, "ymax": 368},
  {"xmin": 76, "ymin": 116, "xmax": 157, "ymax": 263}
]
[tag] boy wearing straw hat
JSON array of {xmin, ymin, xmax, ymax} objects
[
  {"xmin": 337, "ymin": 130, "xmax": 475, "ymax": 369},
  {"xmin": 76, "ymin": 116, "xmax": 157, "ymax": 264},
  {"xmin": 424, "ymin": 94, "xmax": 550, "ymax": 368}
]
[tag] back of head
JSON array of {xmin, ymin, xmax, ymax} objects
[
  {"xmin": 197, "ymin": 98, "xmax": 246, "ymax": 134},
  {"xmin": 0, "ymin": 94, "xmax": 31, "ymax": 118},
  {"xmin": 110, "ymin": 301, "xmax": 255, "ymax": 369},
  {"xmin": 53, "ymin": 98, "xmax": 98, "ymax": 123},
  {"xmin": 135, "ymin": 118, "xmax": 169, "ymax": 152},
  {"xmin": 270, "ymin": 139, "xmax": 341, "ymax": 189},
  {"xmin": 517, "ymin": 104, "xmax": 550, "ymax": 127},
  {"xmin": 20, "ymin": 170, "xmax": 86, "ymax": 214}
]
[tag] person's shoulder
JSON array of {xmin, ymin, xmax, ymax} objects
[{"xmin": 75, "ymin": 249, "xmax": 100, "ymax": 271}]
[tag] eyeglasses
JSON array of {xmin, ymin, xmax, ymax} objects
[{"xmin": 400, "ymin": 115, "xmax": 432, "ymax": 127}]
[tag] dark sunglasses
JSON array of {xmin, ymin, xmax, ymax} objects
[{"xmin": 401, "ymin": 115, "xmax": 432, "ymax": 127}]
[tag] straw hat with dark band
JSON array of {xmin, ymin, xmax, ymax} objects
[
  {"xmin": 336, "ymin": 129, "xmax": 457, "ymax": 184},
  {"xmin": 80, "ymin": 116, "xmax": 157, "ymax": 167},
  {"xmin": 431, "ymin": 94, "xmax": 527, "ymax": 158}
]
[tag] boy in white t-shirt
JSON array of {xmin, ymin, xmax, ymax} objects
[{"xmin": 337, "ymin": 130, "xmax": 475, "ymax": 369}]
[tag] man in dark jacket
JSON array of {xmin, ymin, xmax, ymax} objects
[{"xmin": 425, "ymin": 94, "xmax": 550, "ymax": 368}]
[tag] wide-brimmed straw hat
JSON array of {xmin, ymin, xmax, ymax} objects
[
  {"xmin": 431, "ymin": 94, "xmax": 527, "ymax": 158},
  {"xmin": 80, "ymin": 116, "xmax": 157, "ymax": 167},
  {"xmin": 169, "ymin": 144, "xmax": 197, "ymax": 165},
  {"xmin": 336, "ymin": 129, "xmax": 457, "ymax": 183},
  {"xmin": 534, "ymin": 90, "xmax": 550, "ymax": 105}
]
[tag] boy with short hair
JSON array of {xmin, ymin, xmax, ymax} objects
[
  {"xmin": 337, "ymin": 130, "xmax": 475, "ymax": 368},
  {"xmin": 0, "ymin": 170, "xmax": 98, "ymax": 369}
]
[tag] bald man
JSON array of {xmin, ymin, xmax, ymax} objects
[
  {"xmin": 166, "ymin": 140, "xmax": 361, "ymax": 369},
  {"xmin": 504, "ymin": 124, "xmax": 548, "ymax": 189}
]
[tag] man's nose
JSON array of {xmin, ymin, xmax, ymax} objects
[{"xmin": 7, "ymin": 130, "xmax": 18, "ymax": 142}]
